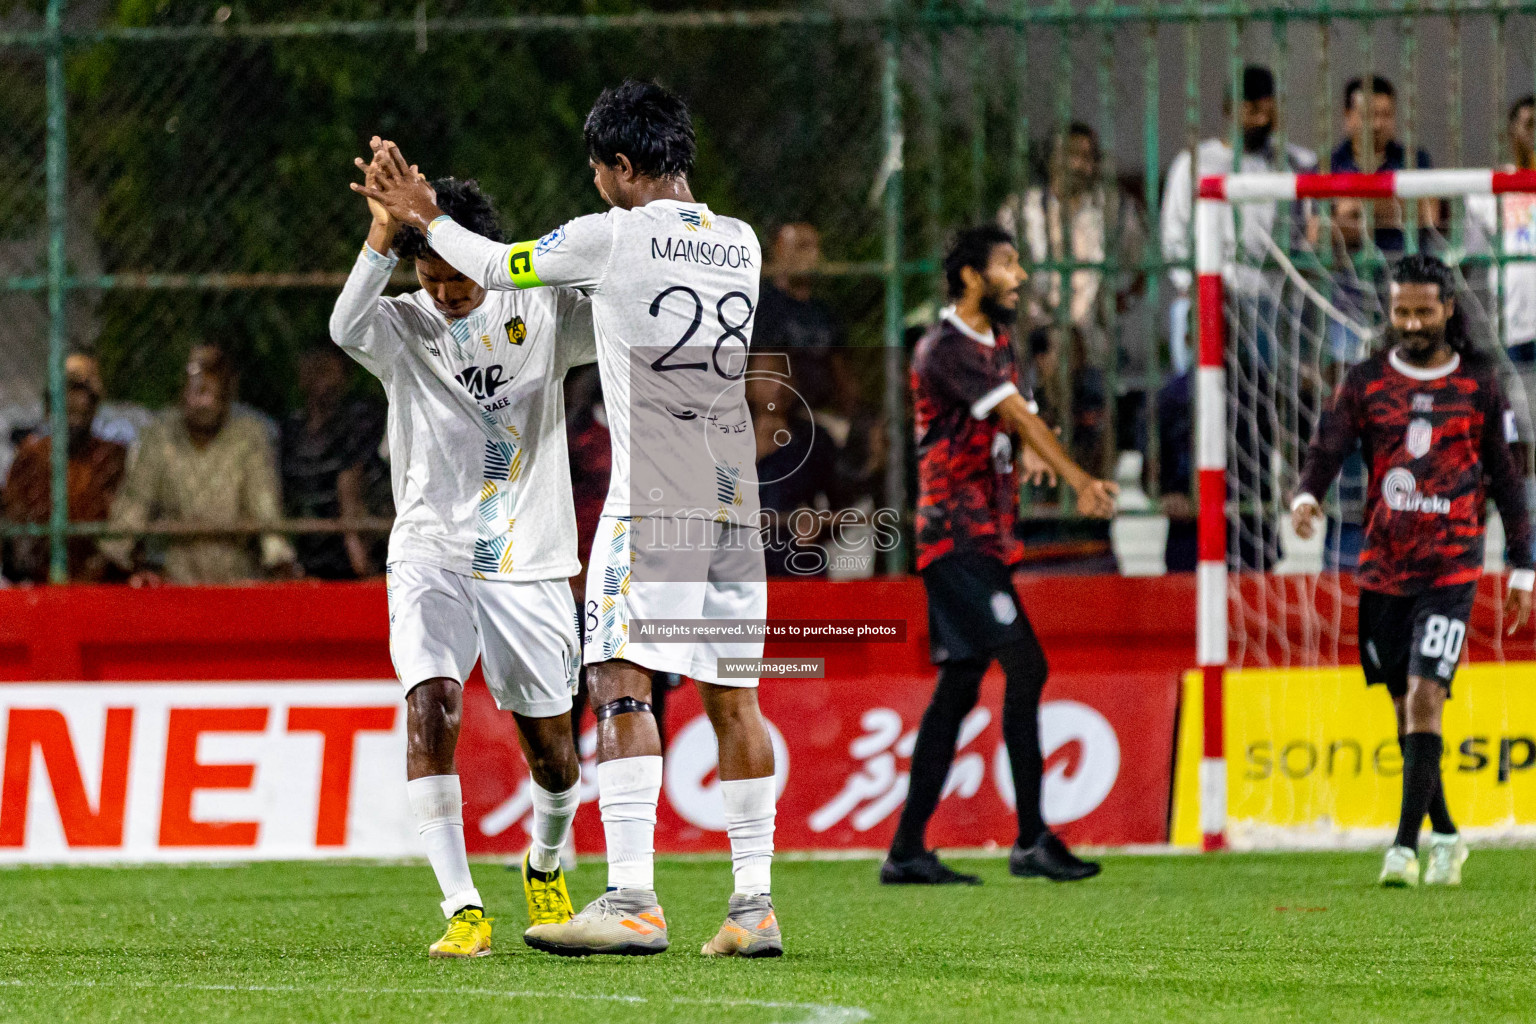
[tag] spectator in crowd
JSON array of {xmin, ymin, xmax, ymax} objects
[
  {"xmin": 1000, "ymin": 123, "xmax": 1143, "ymax": 479},
  {"xmin": 280, "ymin": 346, "xmax": 388, "ymax": 579},
  {"xmin": 747, "ymin": 353, "xmax": 837, "ymax": 577},
  {"xmin": 1470, "ymin": 95, "xmax": 1536, "ymax": 473},
  {"xmin": 1331, "ymin": 76, "xmax": 1438, "ymax": 251},
  {"xmin": 754, "ymin": 222, "xmax": 841, "ymax": 410},
  {"xmin": 1, "ymin": 353, "xmax": 126, "ymax": 583},
  {"xmin": 1161, "ymin": 64, "xmax": 1317, "ymax": 372},
  {"xmin": 101, "ymin": 343, "xmax": 297, "ymax": 585}
]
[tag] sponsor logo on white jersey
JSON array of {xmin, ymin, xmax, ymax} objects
[{"xmin": 1381, "ymin": 466, "xmax": 1451, "ymax": 514}]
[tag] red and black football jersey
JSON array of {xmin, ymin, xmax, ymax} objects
[
  {"xmin": 911, "ymin": 309, "xmax": 1027, "ymax": 572},
  {"xmin": 1297, "ymin": 348, "xmax": 1534, "ymax": 595}
]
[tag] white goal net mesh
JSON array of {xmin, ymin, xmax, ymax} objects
[{"xmin": 1216, "ymin": 188, "xmax": 1536, "ymax": 847}]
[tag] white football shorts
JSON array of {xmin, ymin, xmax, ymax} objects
[
  {"xmin": 386, "ymin": 560, "xmax": 579, "ymax": 717},
  {"xmin": 582, "ymin": 516, "xmax": 767, "ymax": 686}
]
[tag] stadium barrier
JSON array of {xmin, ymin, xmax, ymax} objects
[{"xmin": 0, "ymin": 576, "xmax": 1187, "ymax": 863}]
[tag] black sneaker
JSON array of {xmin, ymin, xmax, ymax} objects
[
  {"xmin": 1008, "ymin": 832, "xmax": 1101, "ymax": 881},
  {"xmin": 879, "ymin": 850, "xmax": 982, "ymax": 885}
]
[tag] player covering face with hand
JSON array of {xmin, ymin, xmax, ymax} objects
[
  {"xmin": 332, "ymin": 169, "xmax": 597, "ymax": 957},
  {"xmin": 356, "ymin": 80, "xmax": 782, "ymax": 959},
  {"xmin": 1293, "ymin": 253, "xmax": 1533, "ymax": 888},
  {"xmin": 882, "ymin": 225, "xmax": 1117, "ymax": 887}
]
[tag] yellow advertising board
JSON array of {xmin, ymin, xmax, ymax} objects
[{"xmin": 1171, "ymin": 661, "xmax": 1536, "ymax": 847}]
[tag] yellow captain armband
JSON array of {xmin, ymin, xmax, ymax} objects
[{"xmin": 506, "ymin": 239, "xmax": 545, "ymax": 289}]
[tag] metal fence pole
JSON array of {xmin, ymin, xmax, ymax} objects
[
  {"xmin": 45, "ymin": 0, "xmax": 69, "ymax": 584},
  {"xmin": 882, "ymin": 7, "xmax": 908, "ymax": 575}
]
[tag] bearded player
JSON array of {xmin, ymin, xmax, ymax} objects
[
  {"xmin": 357, "ymin": 80, "xmax": 781, "ymax": 959},
  {"xmin": 332, "ymin": 168, "xmax": 595, "ymax": 955},
  {"xmin": 1293, "ymin": 253, "xmax": 1533, "ymax": 888},
  {"xmin": 882, "ymin": 225, "xmax": 1118, "ymax": 886}
]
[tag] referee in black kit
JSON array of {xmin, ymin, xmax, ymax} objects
[{"xmin": 881, "ymin": 226, "xmax": 1117, "ymax": 886}]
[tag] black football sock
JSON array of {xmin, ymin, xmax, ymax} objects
[
  {"xmin": 1400, "ymin": 736, "xmax": 1456, "ymax": 835},
  {"xmin": 997, "ymin": 637, "xmax": 1049, "ymax": 848},
  {"xmin": 1395, "ymin": 732, "xmax": 1444, "ymax": 852},
  {"xmin": 889, "ymin": 658, "xmax": 987, "ymax": 861}
]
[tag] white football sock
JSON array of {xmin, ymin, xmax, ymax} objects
[
  {"xmin": 528, "ymin": 777, "xmax": 580, "ymax": 873},
  {"xmin": 721, "ymin": 776, "xmax": 776, "ymax": 895},
  {"xmin": 406, "ymin": 775, "xmax": 483, "ymax": 918},
  {"xmin": 597, "ymin": 756, "xmax": 663, "ymax": 891}
]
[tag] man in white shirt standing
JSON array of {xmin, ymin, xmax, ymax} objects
[
  {"xmin": 356, "ymin": 79, "xmax": 782, "ymax": 960},
  {"xmin": 332, "ymin": 173, "xmax": 594, "ymax": 958},
  {"xmin": 1160, "ymin": 65, "xmax": 1317, "ymax": 373}
]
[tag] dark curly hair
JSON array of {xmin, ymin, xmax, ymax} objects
[
  {"xmin": 943, "ymin": 224, "xmax": 1016, "ymax": 300},
  {"xmin": 1390, "ymin": 252, "xmax": 1482, "ymax": 359},
  {"xmin": 394, "ymin": 177, "xmax": 504, "ymax": 260},
  {"xmin": 584, "ymin": 79, "xmax": 696, "ymax": 179}
]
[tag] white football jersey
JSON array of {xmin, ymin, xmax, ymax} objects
[
  {"xmin": 429, "ymin": 201, "xmax": 761, "ymax": 525},
  {"xmin": 329, "ymin": 244, "xmax": 596, "ymax": 580}
]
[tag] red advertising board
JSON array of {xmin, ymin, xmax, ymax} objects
[{"xmin": 0, "ymin": 577, "xmax": 1188, "ymax": 861}]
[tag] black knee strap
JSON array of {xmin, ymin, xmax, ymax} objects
[{"xmin": 594, "ymin": 696, "xmax": 654, "ymax": 721}]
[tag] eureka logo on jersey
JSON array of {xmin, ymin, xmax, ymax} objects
[{"xmin": 1381, "ymin": 467, "xmax": 1451, "ymax": 514}]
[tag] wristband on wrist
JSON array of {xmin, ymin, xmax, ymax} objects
[
  {"xmin": 1510, "ymin": 568, "xmax": 1535, "ymax": 592},
  {"xmin": 1290, "ymin": 493, "xmax": 1319, "ymax": 513}
]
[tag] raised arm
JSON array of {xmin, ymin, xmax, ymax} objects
[
  {"xmin": 1291, "ymin": 373, "xmax": 1363, "ymax": 539},
  {"xmin": 354, "ymin": 138, "xmax": 611, "ymax": 293},
  {"xmin": 331, "ymin": 153, "xmax": 412, "ymax": 372}
]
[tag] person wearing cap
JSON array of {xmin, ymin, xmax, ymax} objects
[
  {"xmin": 1160, "ymin": 64, "xmax": 1318, "ymax": 373},
  {"xmin": 1, "ymin": 353, "xmax": 127, "ymax": 583}
]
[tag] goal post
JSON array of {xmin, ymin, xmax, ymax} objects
[{"xmin": 1193, "ymin": 168, "xmax": 1536, "ymax": 851}]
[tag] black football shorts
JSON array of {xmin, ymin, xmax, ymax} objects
[
  {"xmin": 920, "ymin": 551, "xmax": 1037, "ymax": 664},
  {"xmin": 1358, "ymin": 582, "xmax": 1477, "ymax": 697}
]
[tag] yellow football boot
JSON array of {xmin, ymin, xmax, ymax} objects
[
  {"xmin": 429, "ymin": 907, "xmax": 493, "ymax": 958},
  {"xmin": 522, "ymin": 853, "xmax": 575, "ymax": 927}
]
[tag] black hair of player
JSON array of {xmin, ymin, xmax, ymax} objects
[
  {"xmin": 1343, "ymin": 75, "xmax": 1395, "ymax": 110},
  {"xmin": 394, "ymin": 178, "xmax": 504, "ymax": 260},
  {"xmin": 1512, "ymin": 94, "xmax": 1535, "ymax": 123},
  {"xmin": 1390, "ymin": 253, "xmax": 1480, "ymax": 358},
  {"xmin": 584, "ymin": 79, "xmax": 696, "ymax": 179},
  {"xmin": 943, "ymin": 224, "xmax": 1017, "ymax": 301}
]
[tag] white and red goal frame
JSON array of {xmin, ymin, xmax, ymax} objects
[{"xmin": 1193, "ymin": 167, "xmax": 1536, "ymax": 851}]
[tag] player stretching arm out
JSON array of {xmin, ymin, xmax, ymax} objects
[
  {"xmin": 1292, "ymin": 253, "xmax": 1533, "ymax": 888},
  {"xmin": 332, "ymin": 168, "xmax": 596, "ymax": 956},
  {"xmin": 357, "ymin": 81, "xmax": 782, "ymax": 959},
  {"xmin": 881, "ymin": 225, "xmax": 1118, "ymax": 887}
]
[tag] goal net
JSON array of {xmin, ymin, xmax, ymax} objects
[{"xmin": 1192, "ymin": 168, "xmax": 1536, "ymax": 850}]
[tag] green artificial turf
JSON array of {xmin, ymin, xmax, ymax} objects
[{"xmin": 0, "ymin": 850, "xmax": 1532, "ymax": 1023}]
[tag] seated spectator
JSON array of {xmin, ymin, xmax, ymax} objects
[
  {"xmin": 1330, "ymin": 76, "xmax": 1438, "ymax": 250},
  {"xmin": 747, "ymin": 354, "xmax": 837, "ymax": 577},
  {"xmin": 754, "ymin": 222, "xmax": 841, "ymax": 410},
  {"xmin": 1, "ymin": 353, "xmax": 126, "ymax": 583},
  {"xmin": 280, "ymin": 346, "xmax": 388, "ymax": 579},
  {"xmin": 101, "ymin": 343, "xmax": 297, "ymax": 585}
]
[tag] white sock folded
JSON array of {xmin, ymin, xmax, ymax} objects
[
  {"xmin": 721, "ymin": 775, "xmax": 776, "ymax": 895},
  {"xmin": 528, "ymin": 777, "xmax": 581, "ymax": 873},
  {"xmin": 597, "ymin": 756, "xmax": 663, "ymax": 891},
  {"xmin": 406, "ymin": 774, "xmax": 483, "ymax": 918}
]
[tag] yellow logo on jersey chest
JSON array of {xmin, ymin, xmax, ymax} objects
[{"xmin": 506, "ymin": 315, "xmax": 527, "ymax": 346}]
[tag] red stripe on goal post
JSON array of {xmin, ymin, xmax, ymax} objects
[{"xmin": 1294, "ymin": 172, "xmax": 1396, "ymax": 199}]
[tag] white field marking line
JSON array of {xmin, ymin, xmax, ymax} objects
[{"xmin": 0, "ymin": 978, "xmax": 871, "ymax": 1024}]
